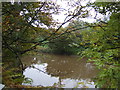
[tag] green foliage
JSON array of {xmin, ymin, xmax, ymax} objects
[
  {"xmin": 94, "ymin": 66, "xmax": 120, "ymax": 88},
  {"xmin": 2, "ymin": 1, "xmax": 59, "ymax": 87},
  {"xmin": 2, "ymin": 1, "xmax": 120, "ymax": 88},
  {"xmin": 23, "ymin": 77, "xmax": 33, "ymax": 85},
  {"xmin": 2, "ymin": 66, "xmax": 24, "ymax": 86},
  {"xmin": 80, "ymin": 3, "xmax": 120, "ymax": 87},
  {"xmin": 2, "ymin": 2, "xmax": 58, "ymax": 57},
  {"xmin": 48, "ymin": 34, "xmax": 78, "ymax": 55},
  {"xmin": 47, "ymin": 23, "xmax": 87, "ymax": 55},
  {"xmin": 93, "ymin": 2, "xmax": 120, "ymax": 14}
]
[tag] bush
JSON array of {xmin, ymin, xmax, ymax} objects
[{"xmin": 48, "ymin": 35, "xmax": 78, "ymax": 55}]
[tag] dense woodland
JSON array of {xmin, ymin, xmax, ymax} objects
[{"xmin": 2, "ymin": 0, "xmax": 120, "ymax": 88}]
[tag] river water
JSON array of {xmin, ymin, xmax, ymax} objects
[{"xmin": 21, "ymin": 53, "xmax": 99, "ymax": 88}]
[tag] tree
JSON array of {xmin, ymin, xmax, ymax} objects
[
  {"xmin": 48, "ymin": 28, "xmax": 78, "ymax": 55},
  {"xmin": 2, "ymin": 1, "xmax": 91, "ymax": 86},
  {"xmin": 2, "ymin": 2, "xmax": 58, "ymax": 57},
  {"xmin": 3, "ymin": 1, "xmax": 120, "ymax": 88},
  {"xmin": 80, "ymin": 2, "xmax": 120, "ymax": 88},
  {"xmin": 47, "ymin": 19, "xmax": 91, "ymax": 55},
  {"xmin": 2, "ymin": 1, "xmax": 90, "ymax": 58}
]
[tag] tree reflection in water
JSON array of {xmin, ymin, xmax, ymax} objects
[{"xmin": 22, "ymin": 53, "xmax": 99, "ymax": 88}]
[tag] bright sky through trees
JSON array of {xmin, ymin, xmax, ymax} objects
[
  {"xmin": 2, "ymin": 0, "xmax": 120, "ymax": 88},
  {"xmin": 51, "ymin": 0, "xmax": 110, "ymax": 27}
]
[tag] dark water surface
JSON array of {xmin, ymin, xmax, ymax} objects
[{"xmin": 21, "ymin": 53, "xmax": 99, "ymax": 88}]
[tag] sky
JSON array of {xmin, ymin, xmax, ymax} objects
[
  {"xmin": 50, "ymin": 0, "xmax": 95, "ymax": 27},
  {"xmin": 51, "ymin": 0, "xmax": 108, "ymax": 27},
  {"xmin": 36, "ymin": 0, "xmax": 110, "ymax": 28}
]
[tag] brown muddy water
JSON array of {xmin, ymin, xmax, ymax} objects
[{"xmin": 21, "ymin": 53, "xmax": 99, "ymax": 88}]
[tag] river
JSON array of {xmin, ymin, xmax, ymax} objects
[{"xmin": 21, "ymin": 53, "xmax": 99, "ymax": 88}]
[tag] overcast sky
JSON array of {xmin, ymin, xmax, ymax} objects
[
  {"xmin": 52, "ymin": 0, "xmax": 95, "ymax": 27},
  {"xmin": 51, "ymin": 0, "xmax": 109, "ymax": 27},
  {"xmin": 35, "ymin": 0, "xmax": 110, "ymax": 28}
]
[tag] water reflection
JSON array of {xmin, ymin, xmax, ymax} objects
[
  {"xmin": 21, "ymin": 53, "xmax": 99, "ymax": 88},
  {"xmin": 23, "ymin": 64, "xmax": 59, "ymax": 87}
]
